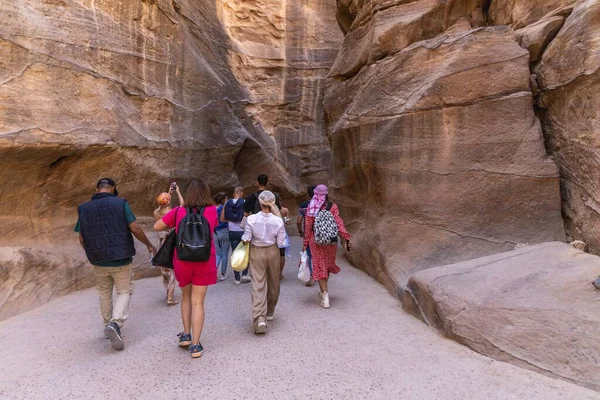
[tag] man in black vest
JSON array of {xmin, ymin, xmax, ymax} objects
[{"xmin": 75, "ymin": 178, "xmax": 156, "ymax": 350}]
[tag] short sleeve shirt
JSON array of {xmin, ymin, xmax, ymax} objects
[{"xmin": 74, "ymin": 201, "xmax": 137, "ymax": 267}]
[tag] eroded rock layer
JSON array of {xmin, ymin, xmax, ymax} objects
[
  {"xmin": 325, "ymin": 1, "xmax": 566, "ymax": 293},
  {"xmin": 404, "ymin": 242, "xmax": 600, "ymax": 391},
  {"xmin": 0, "ymin": 0, "xmax": 340, "ymax": 319},
  {"xmin": 535, "ymin": 0, "xmax": 600, "ymax": 254}
]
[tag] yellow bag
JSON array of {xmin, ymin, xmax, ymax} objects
[{"xmin": 231, "ymin": 242, "xmax": 250, "ymax": 272}]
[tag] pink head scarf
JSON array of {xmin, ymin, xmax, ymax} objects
[{"xmin": 307, "ymin": 184, "xmax": 328, "ymax": 217}]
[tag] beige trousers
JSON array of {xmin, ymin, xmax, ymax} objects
[
  {"xmin": 250, "ymin": 245, "xmax": 281, "ymax": 325},
  {"xmin": 93, "ymin": 264, "xmax": 134, "ymax": 327}
]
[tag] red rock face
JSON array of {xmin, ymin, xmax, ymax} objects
[
  {"xmin": 0, "ymin": 0, "xmax": 341, "ymax": 319},
  {"xmin": 324, "ymin": 1, "xmax": 567, "ymax": 292},
  {"xmin": 535, "ymin": 0, "xmax": 600, "ymax": 255}
]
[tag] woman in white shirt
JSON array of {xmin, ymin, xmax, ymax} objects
[{"xmin": 242, "ymin": 190, "xmax": 286, "ymax": 334}]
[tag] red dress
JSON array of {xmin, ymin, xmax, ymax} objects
[
  {"xmin": 162, "ymin": 206, "xmax": 218, "ymax": 287},
  {"xmin": 303, "ymin": 204, "xmax": 351, "ymax": 281}
]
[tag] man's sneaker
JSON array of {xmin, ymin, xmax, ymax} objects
[
  {"xmin": 255, "ymin": 319, "xmax": 267, "ymax": 334},
  {"xmin": 104, "ymin": 322, "xmax": 124, "ymax": 350},
  {"xmin": 190, "ymin": 343, "xmax": 204, "ymax": 358},
  {"xmin": 177, "ymin": 332, "xmax": 192, "ymax": 347},
  {"xmin": 320, "ymin": 292, "xmax": 330, "ymax": 309},
  {"xmin": 241, "ymin": 275, "xmax": 251, "ymax": 283},
  {"xmin": 234, "ymin": 279, "xmax": 241, "ymax": 285},
  {"xmin": 266, "ymin": 315, "xmax": 274, "ymax": 321},
  {"xmin": 219, "ymin": 275, "xmax": 227, "ymax": 281}
]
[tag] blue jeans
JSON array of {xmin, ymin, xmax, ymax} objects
[
  {"xmin": 229, "ymin": 230, "xmax": 248, "ymax": 280},
  {"xmin": 215, "ymin": 228, "xmax": 230, "ymax": 276},
  {"xmin": 306, "ymin": 245, "xmax": 313, "ymax": 275}
]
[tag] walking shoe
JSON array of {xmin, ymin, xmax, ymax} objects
[
  {"xmin": 266, "ymin": 315, "xmax": 274, "ymax": 321},
  {"xmin": 320, "ymin": 292, "xmax": 330, "ymax": 309},
  {"xmin": 241, "ymin": 275, "xmax": 251, "ymax": 283},
  {"xmin": 104, "ymin": 322, "xmax": 124, "ymax": 350},
  {"xmin": 234, "ymin": 279, "xmax": 241, "ymax": 285},
  {"xmin": 255, "ymin": 319, "xmax": 267, "ymax": 334},
  {"xmin": 190, "ymin": 343, "xmax": 204, "ymax": 358},
  {"xmin": 219, "ymin": 274, "xmax": 227, "ymax": 281},
  {"xmin": 305, "ymin": 279, "xmax": 315, "ymax": 287},
  {"xmin": 177, "ymin": 332, "xmax": 192, "ymax": 347}
]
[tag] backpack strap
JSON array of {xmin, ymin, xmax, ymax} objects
[{"xmin": 325, "ymin": 202, "xmax": 333, "ymax": 211}]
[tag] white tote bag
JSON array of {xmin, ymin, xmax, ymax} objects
[{"xmin": 297, "ymin": 251, "xmax": 311, "ymax": 283}]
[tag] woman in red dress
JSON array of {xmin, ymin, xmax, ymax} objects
[
  {"xmin": 302, "ymin": 184, "xmax": 351, "ymax": 309},
  {"xmin": 154, "ymin": 180, "xmax": 218, "ymax": 358}
]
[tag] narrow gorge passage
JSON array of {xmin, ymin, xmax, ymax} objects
[{"xmin": 0, "ymin": 239, "xmax": 597, "ymax": 400}]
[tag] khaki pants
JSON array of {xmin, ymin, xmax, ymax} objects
[
  {"xmin": 250, "ymin": 245, "xmax": 281, "ymax": 325},
  {"xmin": 93, "ymin": 264, "xmax": 134, "ymax": 327}
]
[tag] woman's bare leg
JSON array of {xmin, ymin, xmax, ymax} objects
[
  {"xmin": 180, "ymin": 284, "xmax": 192, "ymax": 333},
  {"xmin": 318, "ymin": 279, "xmax": 328, "ymax": 294},
  {"xmin": 191, "ymin": 285, "xmax": 208, "ymax": 344}
]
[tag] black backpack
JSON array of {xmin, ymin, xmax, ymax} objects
[
  {"xmin": 224, "ymin": 199, "xmax": 245, "ymax": 222},
  {"xmin": 314, "ymin": 203, "xmax": 338, "ymax": 245},
  {"xmin": 176, "ymin": 207, "xmax": 211, "ymax": 262}
]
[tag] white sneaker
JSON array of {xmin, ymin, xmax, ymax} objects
[
  {"xmin": 234, "ymin": 279, "xmax": 241, "ymax": 285},
  {"xmin": 241, "ymin": 275, "xmax": 251, "ymax": 283},
  {"xmin": 266, "ymin": 315, "xmax": 274, "ymax": 321},
  {"xmin": 255, "ymin": 321, "xmax": 267, "ymax": 334},
  {"xmin": 320, "ymin": 292, "xmax": 330, "ymax": 309},
  {"xmin": 219, "ymin": 275, "xmax": 227, "ymax": 281}
]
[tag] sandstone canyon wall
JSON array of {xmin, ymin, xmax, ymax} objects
[
  {"xmin": 0, "ymin": 0, "xmax": 341, "ymax": 320},
  {"xmin": 324, "ymin": 0, "xmax": 571, "ymax": 294}
]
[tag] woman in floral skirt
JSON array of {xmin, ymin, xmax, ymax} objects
[{"xmin": 302, "ymin": 184, "xmax": 351, "ymax": 309}]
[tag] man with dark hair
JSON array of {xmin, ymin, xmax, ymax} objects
[
  {"xmin": 297, "ymin": 185, "xmax": 316, "ymax": 286},
  {"xmin": 75, "ymin": 178, "xmax": 157, "ymax": 350},
  {"xmin": 243, "ymin": 174, "xmax": 281, "ymax": 216}
]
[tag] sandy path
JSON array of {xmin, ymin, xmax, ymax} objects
[{"xmin": 0, "ymin": 238, "xmax": 597, "ymax": 400}]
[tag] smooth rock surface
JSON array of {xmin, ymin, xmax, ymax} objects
[
  {"xmin": 325, "ymin": 22, "xmax": 565, "ymax": 293},
  {"xmin": 535, "ymin": 0, "xmax": 600, "ymax": 255},
  {"xmin": 404, "ymin": 241, "xmax": 600, "ymax": 391},
  {"xmin": 1, "ymin": 238, "xmax": 598, "ymax": 399}
]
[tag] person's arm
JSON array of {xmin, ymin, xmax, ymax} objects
[
  {"xmin": 275, "ymin": 193, "xmax": 282, "ymax": 209},
  {"xmin": 276, "ymin": 220, "xmax": 286, "ymax": 248},
  {"xmin": 154, "ymin": 207, "xmax": 176, "ymax": 231},
  {"xmin": 175, "ymin": 186, "xmax": 184, "ymax": 207},
  {"xmin": 220, "ymin": 204, "xmax": 227, "ymax": 222},
  {"xmin": 241, "ymin": 217, "xmax": 253, "ymax": 244},
  {"xmin": 129, "ymin": 221, "xmax": 157, "ymax": 255},
  {"xmin": 296, "ymin": 213, "xmax": 303, "ymax": 237},
  {"xmin": 332, "ymin": 204, "xmax": 351, "ymax": 251},
  {"xmin": 303, "ymin": 216, "xmax": 314, "ymax": 250},
  {"xmin": 154, "ymin": 219, "xmax": 169, "ymax": 231}
]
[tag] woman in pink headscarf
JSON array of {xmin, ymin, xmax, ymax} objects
[{"xmin": 302, "ymin": 184, "xmax": 351, "ymax": 309}]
